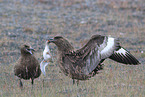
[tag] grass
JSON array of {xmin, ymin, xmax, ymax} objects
[
  {"xmin": 0, "ymin": 57, "xmax": 144, "ymax": 97},
  {"xmin": 0, "ymin": 0, "xmax": 144, "ymax": 96}
]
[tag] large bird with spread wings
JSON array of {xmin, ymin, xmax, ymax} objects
[{"xmin": 41, "ymin": 35, "xmax": 140, "ymax": 84}]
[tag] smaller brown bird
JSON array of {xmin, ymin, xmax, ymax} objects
[{"xmin": 14, "ymin": 44, "xmax": 41, "ymax": 87}]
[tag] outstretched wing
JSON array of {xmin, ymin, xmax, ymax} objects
[
  {"xmin": 73, "ymin": 35, "xmax": 120, "ymax": 75},
  {"xmin": 109, "ymin": 47, "xmax": 140, "ymax": 65},
  {"xmin": 65, "ymin": 35, "xmax": 140, "ymax": 76}
]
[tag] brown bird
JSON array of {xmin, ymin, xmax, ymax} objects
[
  {"xmin": 42, "ymin": 35, "xmax": 140, "ymax": 84},
  {"xmin": 14, "ymin": 44, "xmax": 41, "ymax": 87}
]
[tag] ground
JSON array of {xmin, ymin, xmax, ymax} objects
[{"xmin": 0, "ymin": 0, "xmax": 145, "ymax": 97}]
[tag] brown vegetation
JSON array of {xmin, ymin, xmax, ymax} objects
[{"xmin": 0, "ymin": 0, "xmax": 144, "ymax": 96}]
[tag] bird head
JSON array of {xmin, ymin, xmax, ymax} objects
[
  {"xmin": 47, "ymin": 36, "xmax": 74, "ymax": 52},
  {"xmin": 21, "ymin": 44, "xmax": 35, "ymax": 55}
]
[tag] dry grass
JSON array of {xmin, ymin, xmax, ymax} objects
[
  {"xmin": 0, "ymin": 0, "xmax": 144, "ymax": 97},
  {"xmin": 0, "ymin": 59, "xmax": 144, "ymax": 97}
]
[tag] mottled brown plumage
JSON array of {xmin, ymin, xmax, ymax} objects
[
  {"xmin": 14, "ymin": 45, "xmax": 41, "ymax": 87},
  {"xmin": 46, "ymin": 35, "xmax": 140, "ymax": 84}
]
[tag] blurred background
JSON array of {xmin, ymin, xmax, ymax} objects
[{"xmin": 0, "ymin": 0, "xmax": 144, "ymax": 96}]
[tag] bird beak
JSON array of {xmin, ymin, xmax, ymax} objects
[
  {"xmin": 40, "ymin": 59, "xmax": 49, "ymax": 76},
  {"xmin": 47, "ymin": 38, "xmax": 55, "ymax": 43},
  {"xmin": 26, "ymin": 48, "xmax": 35, "ymax": 55}
]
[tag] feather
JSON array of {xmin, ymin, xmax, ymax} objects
[
  {"xmin": 14, "ymin": 45, "xmax": 41, "ymax": 87},
  {"xmin": 40, "ymin": 41, "xmax": 53, "ymax": 75},
  {"xmin": 46, "ymin": 35, "xmax": 140, "ymax": 81}
]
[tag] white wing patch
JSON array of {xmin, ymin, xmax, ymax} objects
[
  {"xmin": 100, "ymin": 37, "xmax": 115, "ymax": 59},
  {"xmin": 115, "ymin": 47, "xmax": 127, "ymax": 55},
  {"xmin": 109, "ymin": 47, "xmax": 140, "ymax": 65}
]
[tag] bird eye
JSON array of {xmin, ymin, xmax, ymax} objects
[
  {"xmin": 54, "ymin": 36, "xmax": 62, "ymax": 39},
  {"xmin": 24, "ymin": 45, "xmax": 29, "ymax": 48}
]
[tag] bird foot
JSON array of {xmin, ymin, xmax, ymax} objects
[{"xmin": 73, "ymin": 79, "xmax": 79, "ymax": 86}]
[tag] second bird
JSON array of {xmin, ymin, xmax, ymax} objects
[{"xmin": 14, "ymin": 44, "xmax": 41, "ymax": 87}]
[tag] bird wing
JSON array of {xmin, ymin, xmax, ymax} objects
[
  {"xmin": 109, "ymin": 47, "xmax": 140, "ymax": 65},
  {"xmin": 64, "ymin": 35, "xmax": 140, "ymax": 76},
  {"xmin": 69, "ymin": 35, "xmax": 120, "ymax": 75}
]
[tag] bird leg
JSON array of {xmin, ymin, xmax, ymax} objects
[
  {"xmin": 19, "ymin": 79, "xmax": 23, "ymax": 87},
  {"xmin": 31, "ymin": 78, "xmax": 34, "ymax": 89},
  {"xmin": 76, "ymin": 80, "xmax": 79, "ymax": 86},
  {"xmin": 73, "ymin": 79, "xmax": 79, "ymax": 86},
  {"xmin": 73, "ymin": 79, "xmax": 75, "ymax": 84},
  {"xmin": 31, "ymin": 78, "xmax": 34, "ymax": 85}
]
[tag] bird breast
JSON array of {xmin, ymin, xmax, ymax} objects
[
  {"xmin": 43, "ymin": 49, "xmax": 51, "ymax": 61},
  {"xmin": 43, "ymin": 44, "xmax": 51, "ymax": 61}
]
